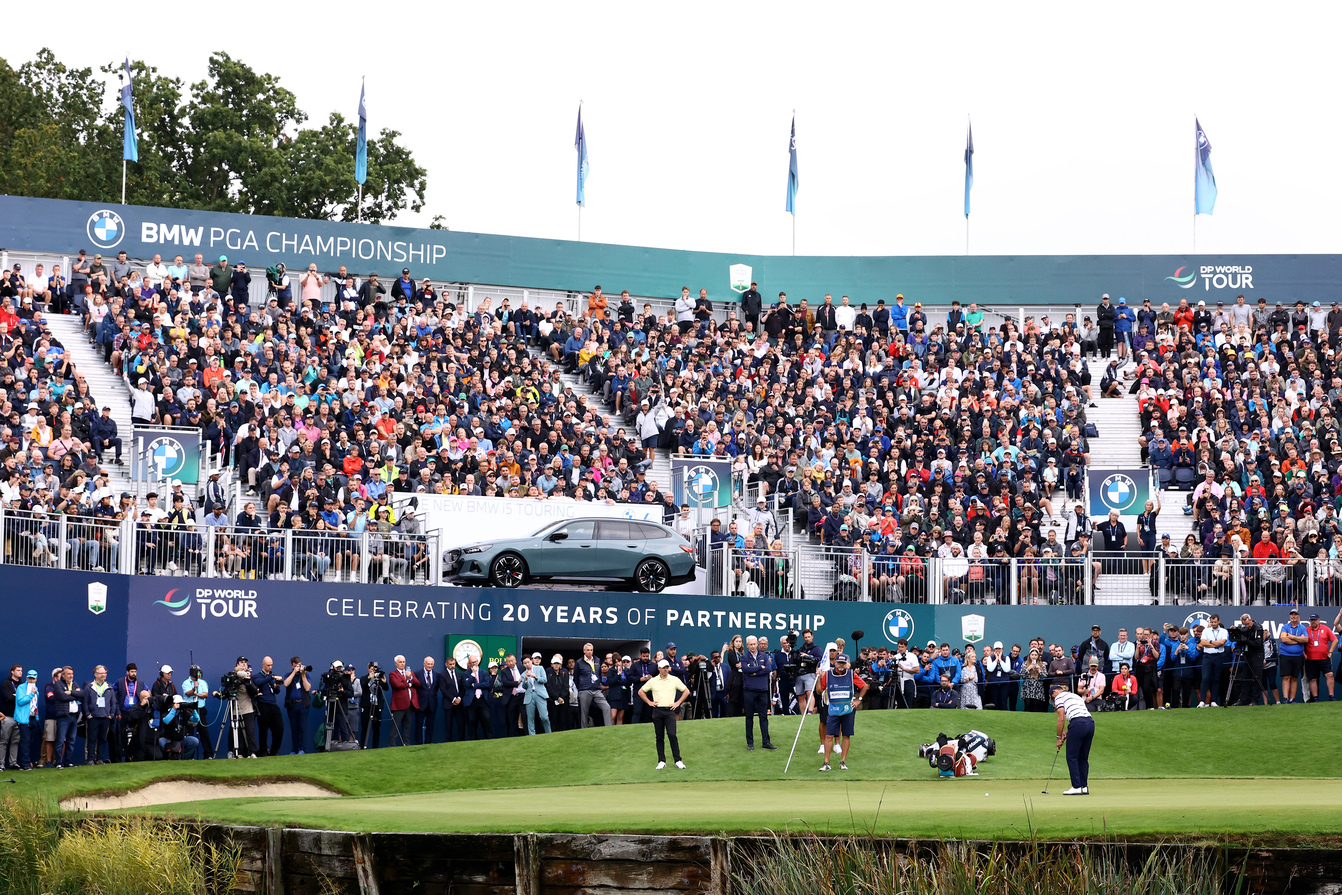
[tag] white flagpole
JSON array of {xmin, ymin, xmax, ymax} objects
[{"xmin": 121, "ymin": 160, "xmax": 126, "ymax": 206}]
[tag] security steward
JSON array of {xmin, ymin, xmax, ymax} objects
[
  {"xmin": 1050, "ymin": 683, "xmax": 1094, "ymax": 795},
  {"xmin": 638, "ymin": 658, "xmax": 688, "ymax": 770}
]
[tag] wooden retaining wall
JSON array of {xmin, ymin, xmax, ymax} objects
[{"xmin": 205, "ymin": 827, "xmax": 1342, "ymax": 895}]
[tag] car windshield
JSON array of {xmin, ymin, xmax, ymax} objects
[{"xmin": 531, "ymin": 519, "xmax": 570, "ymax": 538}]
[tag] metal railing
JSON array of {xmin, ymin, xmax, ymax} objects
[{"xmin": 0, "ymin": 507, "xmax": 436, "ymax": 584}]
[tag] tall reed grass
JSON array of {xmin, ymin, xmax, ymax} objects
[
  {"xmin": 734, "ymin": 834, "xmax": 1247, "ymax": 895},
  {"xmin": 0, "ymin": 796, "xmax": 239, "ymax": 895}
]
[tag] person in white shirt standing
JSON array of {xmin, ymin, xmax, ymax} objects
[{"xmin": 1050, "ymin": 683, "xmax": 1094, "ymax": 795}]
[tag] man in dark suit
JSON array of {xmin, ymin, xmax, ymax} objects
[
  {"xmin": 438, "ymin": 657, "xmax": 464, "ymax": 742},
  {"xmin": 545, "ymin": 656, "xmax": 572, "ymax": 732},
  {"xmin": 496, "ymin": 655, "xmax": 526, "ymax": 737},
  {"xmin": 460, "ymin": 657, "xmax": 493, "ymax": 740},
  {"xmin": 413, "ymin": 657, "xmax": 440, "ymax": 745},
  {"xmin": 359, "ymin": 663, "xmax": 389, "ymax": 749}
]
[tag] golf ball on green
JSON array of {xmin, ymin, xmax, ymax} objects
[{"xmin": 984, "ymin": 792, "xmax": 989, "ymax": 797}]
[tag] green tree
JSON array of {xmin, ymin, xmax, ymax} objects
[{"xmin": 0, "ymin": 49, "xmax": 428, "ymax": 226}]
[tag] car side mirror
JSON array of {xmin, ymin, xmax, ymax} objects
[{"xmin": 548, "ymin": 532, "xmax": 568, "ymax": 542}]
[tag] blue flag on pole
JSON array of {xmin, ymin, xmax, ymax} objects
[
  {"xmin": 121, "ymin": 57, "xmax": 138, "ymax": 164},
  {"xmin": 1195, "ymin": 117, "xmax": 1216, "ymax": 216},
  {"xmin": 575, "ymin": 105, "xmax": 589, "ymax": 207},
  {"xmin": 786, "ymin": 114, "xmax": 799, "ymax": 215},
  {"xmin": 963, "ymin": 119, "xmax": 974, "ymax": 218},
  {"xmin": 355, "ymin": 79, "xmax": 368, "ymax": 186}
]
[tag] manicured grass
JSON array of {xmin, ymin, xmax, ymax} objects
[{"xmin": 25, "ymin": 703, "xmax": 1342, "ymax": 839}]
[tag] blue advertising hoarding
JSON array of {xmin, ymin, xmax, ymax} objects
[{"xmin": 3, "ymin": 195, "xmax": 1342, "ymax": 307}]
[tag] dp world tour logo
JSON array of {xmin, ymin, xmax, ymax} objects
[
  {"xmin": 147, "ymin": 435, "xmax": 188, "ymax": 479},
  {"xmin": 1165, "ymin": 266, "xmax": 1198, "ymax": 289},
  {"xmin": 87, "ymin": 209, "xmax": 125, "ymax": 250},
  {"xmin": 883, "ymin": 609, "xmax": 915, "ymax": 645},
  {"xmin": 155, "ymin": 588, "xmax": 191, "ymax": 617},
  {"xmin": 1100, "ymin": 473, "xmax": 1138, "ymax": 513}
]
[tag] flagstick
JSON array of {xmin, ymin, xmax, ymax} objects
[
  {"xmin": 792, "ymin": 215, "xmax": 795, "ymax": 256},
  {"xmin": 966, "ymin": 217, "xmax": 970, "ymax": 255},
  {"xmin": 1193, "ymin": 214, "xmax": 1197, "ymax": 252},
  {"xmin": 578, "ymin": 206, "xmax": 582, "ymax": 242},
  {"xmin": 357, "ymin": 184, "xmax": 362, "ymax": 224},
  {"xmin": 121, "ymin": 160, "xmax": 126, "ymax": 205}
]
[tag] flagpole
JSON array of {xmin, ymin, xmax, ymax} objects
[
  {"xmin": 121, "ymin": 160, "xmax": 126, "ymax": 206},
  {"xmin": 578, "ymin": 206, "xmax": 582, "ymax": 242},
  {"xmin": 357, "ymin": 184, "xmax": 362, "ymax": 224}
]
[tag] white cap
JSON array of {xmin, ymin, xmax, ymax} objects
[
  {"xmin": 332, "ymin": 661, "xmax": 344, "ymax": 669},
  {"xmin": 531, "ymin": 652, "xmax": 542, "ymax": 659},
  {"xmin": 160, "ymin": 664, "xmax": 172, "ymax": 673},
  {"xmin": 825, "ymin": 642, "xmax": 838, "ymax": 653},
  {"xmin": 551, "ymin": 655, "xmax": 563, "ymax": 664},
  {"xmin": 993, "ymin": 641, "xmax": 1004, "ymax": 649},
  {"xmin": 172, "ymin": 694, "xmax": 183, "ymax": 704},
  {"xmin": 657, "ymin": 659, "xmax": 670, "ymax": 668}
]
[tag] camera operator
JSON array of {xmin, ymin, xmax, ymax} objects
[
  {"xmin": 1226, "ymin": 613, "xmax": 1266, "ymax": 706},
  {"xmin": 212, "ymin": 657, "xmax": 260, "ymax": 758},
  {"xmin": 359, "ymin": 661, "xmax": 389, "ymax": 748},
  {"xmin": 182, "ymin": 666, "xmax": 210, "ymax": 759},
  {"xmin": 282, "ymin": 658, "xmax": 313, "ymax": 755}
]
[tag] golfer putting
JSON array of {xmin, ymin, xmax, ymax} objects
[{"xmin": 1050, "ymin": 683, "xmax": 1094, "ymax": 795}]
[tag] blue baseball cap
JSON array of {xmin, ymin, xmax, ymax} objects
[
  {"xmin": 25, "ymin": 670, "xmax": 36, "ymax": 679},
  {"xmin": 666, "ymin": 642, "xmax": 677, "ymax": 649},
  {"xmin": 836, "ymin": 654, "xmax": 850, "ymax": 663}
]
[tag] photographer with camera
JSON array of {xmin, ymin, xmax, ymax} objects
[
  {"xmin": 283, "ymin": 659, "xmax": 313, "ymax": 755},
  {"xmin": 313, "ymin": 661, "xmax": 355, "ymax": 748},
  {"xmin": 1229, "ymin": 613, "xmax": 1266, "ymax": 707},
  {"xmin": 182, "ymin": 666, "xmax": 210, "ymax": 759},
  {"xmin": 360, "ymin": 661, "xmax": 389, "ymax": 748},
  {"xmin": 255, "ymin": 657, "xmax": 285, "ymax": 757},
  {"xmin": 158, "ymin": 695, "xmax": 202, "ymax": 761},
  {"xmin": 212, "ymin": 657, "xmax": 259, "ymax": 758}
]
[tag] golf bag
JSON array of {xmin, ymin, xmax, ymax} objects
[{"xmin": 918, "ymin": 730, "xmax": 996, "ymax": 778}]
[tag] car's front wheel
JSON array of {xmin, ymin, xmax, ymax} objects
[
  {"xmin": 489, "ymin": 553, "xmax": 528, "ymax": 588},
  {"xmin": 634, "ymin": 558, "xmax": 669, "ymax": 593}
]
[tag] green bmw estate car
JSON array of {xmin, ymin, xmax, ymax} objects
[{"xmin": 446, "ymin": 517, "xmax": 697, "ymax": 592}]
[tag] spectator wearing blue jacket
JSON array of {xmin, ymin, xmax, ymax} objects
[
  {"xmin": 930, "ymin": 644, "xmax": 963, "ymax": 687},
  {"xmin": 1163, "ymin": 627, "xmax": 1201, "ymax": 708},
  {"xmin": 741, "ymin": 637, "xmax": 777, "ymax": 751},
  {"xmin": 1113, "ymin": 297, "xmax": 1136, "ymax": 362},
  {"xmin": 13, "ymin": 671, "xmax": 38, "ymax": 770}
]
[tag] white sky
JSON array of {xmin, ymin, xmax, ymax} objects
[{"xmin": 9, "ymin": 2, "xmax": 1340, "ymax": 258}]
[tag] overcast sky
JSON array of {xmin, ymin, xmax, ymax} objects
[{"xmin": 9, "ymin": 2, "xmax": 1340, "ymax": 258}]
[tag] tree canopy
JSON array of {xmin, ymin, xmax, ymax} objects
[{"xmin": 0, "ymin": 49, "xmax": 427, "ymax": 225}]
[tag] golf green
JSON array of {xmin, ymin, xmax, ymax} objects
[{"xmin": 31, "ymin": 703, "xmax": 1342, "ymax": 839}]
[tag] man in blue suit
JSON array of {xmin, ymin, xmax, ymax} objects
[
  {"xmin": 413, "ymin": 657, "xmax": 439, "ymax": 745},
  {"xmin": 438, "ymin": 657, "xmax": 465, "ymax": 742},
  {"xmin": 742, "ymin": 636, "xmax": 778, "ymax": 751},
  {"xmin": 460, "ymin": 656, "xmax": 493, "ymax": 740}
]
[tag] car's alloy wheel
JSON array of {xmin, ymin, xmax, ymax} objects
[
  {"xmin": 490, "ymin": 554, "xmax": 526, "ymax": 588},
  {"xmin": 635, "ymin": 559, "xmax": 669, "ymax": 593}
]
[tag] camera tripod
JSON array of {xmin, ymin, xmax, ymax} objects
[
  {"xmin": 212, "ymin": 693, "xmax": 243, "ymax": 759},
  {"xmin": 322, "ymin": 688, "xmax": 348, "ymax": 751},
  {"xmin": 687, "ymin": 668, "xmax": 714, "ymax": 720},
  {"xmin": 363, "ymin": 679, "xmax": 383, "ymax": 748}
]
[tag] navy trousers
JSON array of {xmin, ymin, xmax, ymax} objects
[{"xmin": 1066, "ymin": 716, "xmax": 1095, "ymax": 788}]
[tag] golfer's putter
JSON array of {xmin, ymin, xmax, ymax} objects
[{"xmin": 1042, "ymin": 744, "xmax": 1061, "ymax": 794}]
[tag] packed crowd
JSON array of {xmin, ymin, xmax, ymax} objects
[{"xmin": 2, "ymin": 608, "xmax": 1336, "ymax": 768}]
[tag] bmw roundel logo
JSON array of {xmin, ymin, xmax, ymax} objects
[
  {"xmin": 87, "ymin": 209, "xmax": 125, "ymax": 250},
  {"xmin": 883, "ymin": 608, "xmax": 915, "ymax": 645},
  {"xmin": 1183, "ymin": 611, "xmax": 1211, "ymax": 632},
  {"xmin": 1100, "ymin": 473, "xmax": 1138, "ymax": 513},
  {"xmin": 147, "ymin": 435, "xmax": 187, "ymax": 479},
  {"xmin": 685, "ymin": 464, "xmax": 720, "ymax": 505}
]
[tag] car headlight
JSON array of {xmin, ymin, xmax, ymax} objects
[{"xmin": 461, "ymin": 544, "xmax": 493, "ymax": 555}]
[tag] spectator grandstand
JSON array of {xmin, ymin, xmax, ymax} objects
[{"xmin": 0, "ymin": 245, "xmax": 1337, "ymax": 610}]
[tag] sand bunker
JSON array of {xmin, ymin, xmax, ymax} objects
[{"xmin": 61, "ymin": 780, "xmax": 340, "ymax": 811}]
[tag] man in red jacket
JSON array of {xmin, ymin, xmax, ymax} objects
[{"xmin": 388, "ymin": 655, "xmax": 420, "ymax": 747}]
